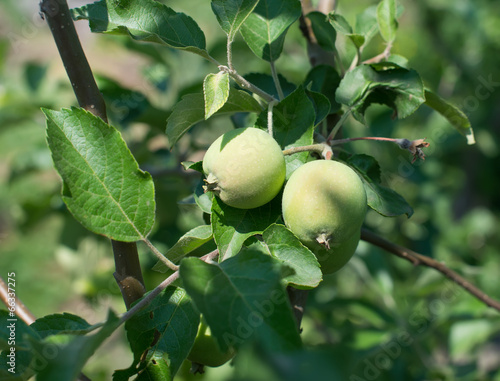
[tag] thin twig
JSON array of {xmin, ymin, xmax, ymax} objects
[
  {"xmin": 361, "ymin": 228, "xmax": 500, "ymax": 312},
  {"xmin": 0, "ymin": 276, "xmax": 36, "ymax": 325},
  {"xmin": 330, "ymin": 136, "xmax": 397, "ymax": 146},
  {"xmin": 220, "ymin": 66, "xmax": 277, "ymax": 103}
]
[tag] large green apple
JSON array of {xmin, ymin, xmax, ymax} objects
[
  {"xmin": 203, "ymin": 127, "xmax": 286, "ymax": 209},
  {"xmin": 187, "ymin": 319, "xmax": 235, "ymax": 368},
  {"xmin": 282, "ymin": 159, "xmax": 367, "ymax": 253}
]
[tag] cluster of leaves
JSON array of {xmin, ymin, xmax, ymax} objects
[{"xmin": 0, "ymin": 0, "xmax": 482, "ymax": 380}]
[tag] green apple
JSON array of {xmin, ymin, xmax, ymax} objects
[
  {"xmin": 282, "ymin": 160, "xmax": 367, "ymax": 251},
  {"xmin": 187, "ymin": 320, "xmax": 235, "ymax": 367},
  {"xmin": 202, "ymin": 127, "xmax": 286, "ymax": 209}
]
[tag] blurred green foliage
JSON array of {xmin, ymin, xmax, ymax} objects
[{"xmin": 1, "ymin": 0, "xmax": 499, "ymax": 380}]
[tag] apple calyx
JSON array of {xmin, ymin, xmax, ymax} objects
[
  {"xmin": 316, "ymin": 233, "xmax": 331, "ymax": 250},
  {"xmin": 203, "ymin": 173, "xmax": 221, "ymax": 195}
]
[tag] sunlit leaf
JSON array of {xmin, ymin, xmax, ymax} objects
[
  {"xmin": 240, "ymin": 0, "xmax": 301, "ymax": 61},
  {"xmin": 204, "ymin": 72, "xmax": 230, "ymax": 119},
  {"xmin": 166, "ymin": 89, "xmax": 262, "ymax": 148},
  {"xmin": 260, "ymin": 224, "xmax": 323, "ymax": 289},
  {"xmin": 377, "ymin": 0, "xmax": 398, "ymax": 42},
  {"xmin": 152, "ymin": 225, "xmax": 213, "ymax": 272},
  {"xmin": 211, "ymin": 196, "xmax": 282, "ymax": 260},
  {"xmin": 44, "ymin": 107, "xmax": 156, "ymax": 241},
  {"xmin": 212, "ymin": 0, "xmax": 260, "ymax": 40},
  {"xmin": 71, "ymin": 0, "xmax": 210, "ymax": 59}
]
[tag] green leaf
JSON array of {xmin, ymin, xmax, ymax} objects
[
  {"xmin": 335, "ymin": 63, "xmax": 425, "ymax": 124},
  {"xmin": 345, "ymin": 154, "xmax": 413, "ymax": 217},
  {"xmin": 71, "ymin": 0, "xmax": 210, "ymax": 59},
  {"xmin": 328, "ymin": 13, "xmax": 365, "ymax": 48},
  {"xmin": 328, "ymin": 13, "xmax": 353, "ymax": 34},
  {"xmin": 240, "ymin": 0, "xmax": 301, "ymax": 61},
  {"xmin": 256, "ymin": 87, "xmax": 316, "ymax": 178},
  {"xmin": 305, "ymin": 90, "xmax": 331, "ymax": 126},
  {"xmin": 43, "ymin": 107, "xmax": 155, "ymax": 242},
  {"xmin": 166, "ymin": 89, "xmax": 263, "ymax": 148},
  {"xmin": 152, "ymin": 225, "xmax": 213, "ymax": 272},
  {"xmin": 376, "ymin": 0, "xmax": 398, "ymax": 42},
  {"xmin": 180, "ymin": 250, "xmax": 302, "ymax": 352},
  {"xmin": 204, "ymin": 72, "xmax": 230, "ymax": 119},
  {"xmin": 211, "ymin": 195, "xmax": 282, "ymax": 260},
  {"xmin": 181, "ymin": 160, "xmax": 203, "ymax": 173},
  {"xmin": 32, "ymin": 311, "xmax": 121, "ymax": 381},
  {"xmin": 30, "ymin": 313, "xmax": 91, "ymax": 339},
  {"xmin": 355, "ymin": 6, "xmax": 379, "ymax": 45},
  {"xmin": 261, "ymin": 224, "xmax": 322, "ymax": 289},
  {"xmin": 96, "ymin": 75, "xmax": 152, "ymax": 126},
  {"xmin": 211, "ymin": 0, "xmax": 260, "ymax": 41},
  {"xmin": 123, "ymin": 287, "xmax": 199, "ymax": 379},
  {"xmin": 194, "ymin": 179, "xmax": 214, "ymax": 214},
  {"xmin": 135, "ymin": 353, "xmax": 171, "ymax": 381},
  {"xmin": 0, "ymin": 310, "xmax": 39, "ymax": 380},
  {"xmin": 244, "ymin": 72, "xmax": 297, "ymax": 99},
  {"xmin": 424, "ymin": 89, "xmax": 475, "ymax": 144},
  {"xmin": 304, "ymin": 65, "xmax": 341, "ymax": 114},
  {"xmin": 0, "ymin": 311, "xmax": 39, "ymax": 351},
  {"xmin": 306, "ymin": 12, "xmax": 337, "ymax": 52}
]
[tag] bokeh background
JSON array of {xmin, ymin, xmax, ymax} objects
[{"xmin": 1, "ymin": 0, "xmax": 499, "ymax": 380}]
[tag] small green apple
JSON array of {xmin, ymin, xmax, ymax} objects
[
  {"xmin": 203, "ymin": 127, "xmax": 286, "ymax": 209},
  {"xmin": 282, "ymin": 160, "xmax": 367, "ymax": 251},
  {"xmin": 187, "ymin": 320, "xmax": 235, "ymax": 367}
]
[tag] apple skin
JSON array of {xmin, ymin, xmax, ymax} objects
[
  {"xmin": 203, "ymin": 127, "xmax": 286, "ymax": 209},
  {"xmin": 187, "ymin": 320, "xmax": 235, "ymax": 367},
  {"xmin": 314, "ymin": 231, "xmax": 361, "ymax": 274},
  {"xmin": 282, "ymin": 160, "xmax": 367, "ymax": 252}
]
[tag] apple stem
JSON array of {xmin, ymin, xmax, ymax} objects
[
  {"xmin": 327, "ymin": 108, "xmax": 352, "ymax": 141},
  {"xmin": 282, "ymin": 144, "xmax": 327, "ymax": 157},
  {"xmin": 270, "ymin": 61, "xmax": 285, "ymax": 101},
  {"xmin": 227, "ymin": 37, "xmax": 234, "ymax": 71},
  {"xmin": 143, "ymin": 239, "xmax": 179, "ymax": 271},
  {"xmin": 267, "ymin": 100, "xmax": 278, "ymax": 137}
]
